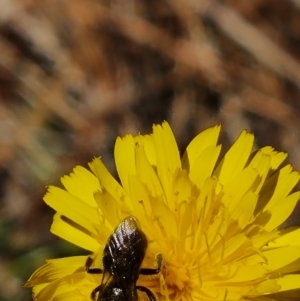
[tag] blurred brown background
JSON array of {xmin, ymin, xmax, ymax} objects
[{"xmin": 1, "ymin": 0, "xmax": 300, "ymax": 300}]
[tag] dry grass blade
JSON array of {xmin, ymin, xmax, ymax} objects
[{"xmin": 187, "ymin": 0, "xmax": 300, "ymax": 88}]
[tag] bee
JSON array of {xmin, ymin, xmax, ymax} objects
[{"xmin": 86, "ymin": 216, "xmax": 163, "ymax": 301}]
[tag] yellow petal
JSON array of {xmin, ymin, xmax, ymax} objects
[
  {"xmin": 187, "ymin": 178, "xmax": 217, "ymax": 258},
  {"xmin": 33, "ymin": 272, "xmax": 92, "ymax": 301},
  {"xmin": 259, "ymin": 147, "xmax": 287, "ymax": 170},
  {"xmin": 135, "ymin": 144, "xmax": 164, "ymax": 199},
  {"xmin": 89, "ymin": 158, "xmax": 133, "ymax": 211},
  {"xmin": 114, "ymin": 134, "xmax": 136, "ymax": 193},
  {"xmin": 246, "ymin": 297, "xmax": 275, "ymax": 301},
  {"xmin": 262, "ymin": 246, "xmax": 300, "ymax": 272},
  {"xmin": 52, "ymin": 290, "xmax": 87, "ymax": 301},
  {"xmin": 194, "ymin": 286, "xmax": 242, "ymax": 301},
  {"xmin": 271, "ymin": 288, "xmax": 300, "ymax": 299},
  {"xmin": 230, "ymin": 191, "xmax": 258, "ymax": 228},
  {"xmin": 169, "ymin": 170, "xmax": 192, "ymax": 214},
  {"xmin": 267, "ymin": 227, "xmax": 300, "ymax": 248},
  {"xmin": 127, "ymin": 175, "xmax": 151, "ymax": 220},
  {"xmin": 221, "ymin": 167, "xmax": 259, "ymax": 210},
  {"xmin": 94, "ymin": 189, "xmax": 123, "ymax": 231},
  {"xmin": 202, "ymin": 206, "xmax": 228, "ymax": 256},
  {"xmin": 25, "ymin": 256, "xmax": 87, "ymax": 286},
  {"xmin": 214, "ymin": 130, "xmax": 254, "ymax": 186},
  {"xmin": 251, "ymin": 231, "xmax": 279, "ymax": 250},
  {"xmin": 206, "ymin": 264, "xmax": 266, "ymax": 283},
  {"xmin": 249, "ymin": 150, "xmax": 272, "ymax": 194},
  {"xmin": 262, "ymin": 165, "xmax": 299, "ymax": 212},
  {"xmin": 275, "ymin": 255, "xmax": 300, "ymax": 275},
  {"xmin": 247, "ymin": 279, "xmax": 280, "ymax": 295},
  {"xmin": 61, "ymin": 166, "xmax": 100, "ymax": 207},
  {"xmin": 263, "ymin": 192, "xmax": 300, "ymax": 231},
  {"xmin": 276, "ymin": 275, "xmax": 300, "ymax": 292},
  {"xmin": 152, "ymin": 122, "xmax": 181, "ymax": 200},
  {"xmin": 50, "ymin": 214, "xmax": 100, "ymax": 251},
  {"xmin": 32, "ymin": 283, "xmax": 49, "ymax": 297},
  {"xmin": 189, "ymin": 145, "xmax": 221, "ymax": 188},
  {"xmin": 44, "ymin": 187, "xmax": 99, "ymax": 236},
  {"xmin": 179, "ymin": 194, "xmax": 197, "ymax": 242},
  {"xmin": 134, "ymin": 134, "xmax": 156, "ymax": 166},
  {"xmin": 209, "ymin": 233, "xmax": 250, "ymax": 265},
  {"xmin": 182, "ymin": 125, "xmax": 221, "ymax": 171},
  {"xmin": 151, "ymin": 196, "xmax": 178, "ymax": 240}
]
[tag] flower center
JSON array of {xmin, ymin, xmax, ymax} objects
[{"xmin": 163, "ymin": 263, "xmax": 193, "ymax": 291}]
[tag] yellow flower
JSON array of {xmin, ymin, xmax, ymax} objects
[{"xmin": 26, "ymin": 122, "xmax": 300, "ymax": 301}]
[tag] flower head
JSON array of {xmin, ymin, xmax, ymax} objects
[{"xmin": 26, "ymin": 122, "xmax": 300, "ymax": 301}]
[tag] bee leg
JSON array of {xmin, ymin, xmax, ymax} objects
[
  {"xmin": 139, "ymin": 254, "xmax": 163, "ymax": 275},
  {"xmin": 91, "ymin": 284, "xmax": 104, "ymax": 301},
  {"xmin": 137, "ymin": 286, "xmax": 157, "ymax": 301},
  {"xmin": 85, "ymin": 256, "xmax": 103, "ymax": 274}
]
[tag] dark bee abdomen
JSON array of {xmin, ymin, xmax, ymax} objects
[
  {"xmin": 99, "ymin": 283, "xmax": 138, "ymax": 301},
  {"xmin": 99, "ymin": 287, "xmax": 123, "ymax": 301},
  {"xmin": 103, "ymin": 217, "xmax": 148, "ymax": 279}
]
